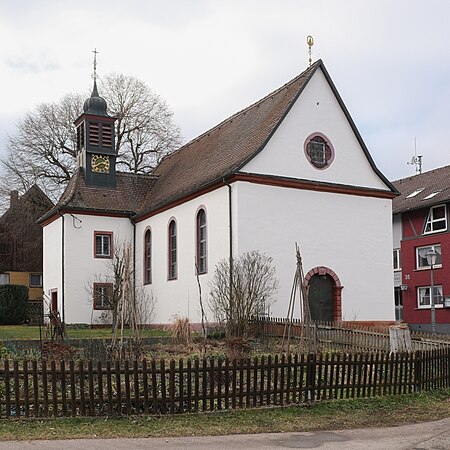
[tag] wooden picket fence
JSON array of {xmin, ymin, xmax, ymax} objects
[
  {"xmin": 1, "ymin": 348, "xmax": 449, "ymax": 418},
  {"xmin": 251, "ymin": 317, "xmax": 450, "ymax": 352}
]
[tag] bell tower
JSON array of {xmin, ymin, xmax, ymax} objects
[{"xmin": 74, "ymin": 49, "xmax": 116, "ymax": 188}]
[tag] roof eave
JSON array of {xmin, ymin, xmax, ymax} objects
[
  {"xmin": 39, "ymin": 205, "xmax": 135, "ymax": 226},
  {"xmin": 318, "ymin": 63, "xmax": 398, "ymax": 195}
]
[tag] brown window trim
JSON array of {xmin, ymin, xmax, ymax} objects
[
  {"xmin": 168, "ymin": 219, "xmax": 177, "ymax": 280},
  {"xmin": 144, "ymin": 227, "xmax": 152, "ymax": 285},
  {"xmin": 196, "ymin": 208, "xmax": 207, "ymax": 275},
  {"xmin": 93, "ymin": 282, "xmax": 113, "ymax": 310},
  {"xmin": 94, "ymin": 231, "xmax": 113, "ymax": 259}
]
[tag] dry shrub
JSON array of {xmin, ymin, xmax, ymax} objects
[
  {"xmin": 42, "ymin": 342, "xmax": 79, "ymax": 360},
  {"xmin": 107, "ymin": 340, "xmax": 144, "ymax": 361},
  {"xmin": 225, "ymin": 337, "xmax": 251, "ymax": 360},
  {"xmin": 171, "ymin": 316, "xmax": 192, "ymax": 345},
  {"xmin": 209, "ymin": 250, "xmax": 279, "ymax": 338}
]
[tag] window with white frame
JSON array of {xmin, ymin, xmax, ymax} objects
[
  {"xmin": 393, "ymin": 248, "xmax": 401, "ymax": 271},
  {"xmin": 29, "ymin": 273, "xmax": 42, "ymax": 287},
  {"xmin": 196, "ymin": 209, "xmax": 207, "ymax": 274},
  {"xmin": 144, "ymin": 229, "xmax": 152, "ymax": 284},
  {"xmin": 417, "ymin": 285, "xmax": 443, "ymax": 308},
  {"xmin": 94, "ymin": 231, "xmax": 113, "ymax": 258},
  {"xmin": 416, "ymin": 244, "xmax": 442, "ymax": 269},
  {"xmin": 424, "ymin": 205, "xmax": 447, "ymax": 234},
  {"xmin": 168, "ymin": 220, "xmax": 177, "ymax": 280}
]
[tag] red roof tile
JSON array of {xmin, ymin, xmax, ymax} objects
[
  {"xmin": 39, "ymin": 169, "xmax": 158, "ymax": 222},
  {"xmin": 43, "ymin": 59, "xmax": 395, "ymax": 223},
  {"xmin": 136, "ymin": 62, "xmax": 319, "ymax": 216},
  {"xmin": 392, "ymin": 165, "xmax": 450, "ymax": 214}
]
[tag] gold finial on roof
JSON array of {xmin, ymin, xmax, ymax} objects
[
  {"xmin": 92, "ymin": 48, "xmax": 99, "ymax": 81},
  {"xmin": 307, "ymin": 36, "xmax": 314, "ymax": 66}
]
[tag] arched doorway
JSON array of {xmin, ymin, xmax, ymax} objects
[{"xmin": 304, "ymin": 267, "xmax": 343, "ymax": 322}]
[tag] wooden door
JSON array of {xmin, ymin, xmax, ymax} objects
[
  {"xmin": 308, "ymin": 274, "xmax": 334, "ymax": 322},
  {"xmin": 50, "ymin": 290, "xmax": 58, "ymax": 324},
  {"xmin": 51, "ymin": 291, "xmax": 57, "ymax": 313}
]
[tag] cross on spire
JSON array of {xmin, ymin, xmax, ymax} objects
[
  {"xmin": 307, "ymin": 36, "xmax": 314, "ymax": 66},
  {"xmin": 92, "ymin": 48, "xmax": 99, "ymax": 81}
]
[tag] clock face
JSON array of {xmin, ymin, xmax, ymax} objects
[{"xmin": 91, "ymin": 154, "xmax": 110, "ymax": 173}]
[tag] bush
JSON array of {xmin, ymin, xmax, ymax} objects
[
  {"xmin": 225, "ymin": 337, "xmax": 251, "ymax": 360},
  {"xmin": 171, "ymin": 315, "xmax": 192, "ymax": 345},
  {"xmin": 209, "ymin": 251, "xmax": 279, "ymax": 338},
  {"xmin": 0, "ymin": 342, "xmax": 9, "ymax": 359},
  {"xmin": 207, "ymin": 326, "xmax": 226, "ymax": 340},
  {"xmin": 0, "ymin": 284, "xmax": 29, "ymax": 325}
]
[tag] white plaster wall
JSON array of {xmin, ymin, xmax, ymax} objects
[
  {"xmin": 235, "ymin": 182, "xmax": 394, "ymax": 321},
  {"xmin": 392, "ymin": 214, "xmax": 402, "ymax": 247},
  {"xmin": 43, "ymin": 217, "xmax": 62, "ymax": 315},
  {"xmin": 63, "ymin": 214, "xmax": 133, "ymax": 323},
  {"xmin": 135, "ymin": 187, "xmax": 232, "ymax": 324},
  {"xmin": 243, "ymin": 68, "xmax": 389, "ymax": 191}
]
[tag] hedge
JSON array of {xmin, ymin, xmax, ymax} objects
[{"xmin": 0, "ymin": 284, "xmax": 29, "ymax": 325}]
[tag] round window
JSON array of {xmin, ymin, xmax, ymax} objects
[{"xmin": 304, "ymin": 132, "xmax": 335, "ymax": 170}]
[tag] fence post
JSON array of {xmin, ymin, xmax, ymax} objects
[
  {"xmin": 447, "ymin": 347, "xmax": 450, "ymax": 389},
  {"xmin": 307, "ymin": 353, "xmax": 316, "ymax": 404},
  {"xmin": 414, "ymin": 351, "xmax": 422, "ymax": 392}
]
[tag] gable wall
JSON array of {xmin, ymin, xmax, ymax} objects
[
  {"xmin": 243, "ymin": 68, "xmax": 388, "ymax": 191},
  {"xmin": 401, "ymin": 207, "xmax": 437, "ymax": 239},
  {"xmin": 235, "ymin": 181, "xmax": 394, "ymax": 321}
]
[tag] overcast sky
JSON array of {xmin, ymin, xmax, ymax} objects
[{"xmin": 1, "ymin": 0, "xmax": 449, "ymax": 181}]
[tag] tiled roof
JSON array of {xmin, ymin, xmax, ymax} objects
[
  {"xmin": 43, "ymin": 59, "xmax": 395, "ymax": 222},
  {"xmin": 0, "ymin": 185, "xmax": 53, "ymax": 272},
  {"xmin": 39, "ymin": 169, "xmax": 158, "ymax": 222},
  {"xmin": 135, "ymin": 61, "xmax": 321, "ymax": 217},
  {"xmin": 392, "ymin": 165, "xmax": 450, "ymax": 214},
  {"xmin": 1, "ymin": 185, "xmax": 53, "ymax": 224}
]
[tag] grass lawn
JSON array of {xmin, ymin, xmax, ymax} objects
[
  {"xmin": 0, "ymin": 325, "xmax": 170, "ymax": 341},
  {"xmin": 0, "ymin": 389, "xmax": 450, "ymax": 441}
]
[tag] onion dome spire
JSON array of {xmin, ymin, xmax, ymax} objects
[{"xmin": 83, "ymin": 49, "xmax": 108, "ymax": 116}]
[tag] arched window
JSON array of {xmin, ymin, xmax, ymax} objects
[
  {"xmin": 144, "ymin": 229, "xmax": 152, "ymax": 284},
  {"xmin": 196, "ymin": 209, "xmax": 207, "ymax": 274},
  {"xmin": 168, "ymin": 220, "xmax": 177, "ymax": 280}
]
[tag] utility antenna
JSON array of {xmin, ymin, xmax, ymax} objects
[
  {"xmin": 92, "ymin": 48, "xmax": 99, "ymax": 81},
  {"xmin": 407, "ymin": 137, "xmax": 422, "ymax": 174},
  {"xmin": 307, "ymin": 35, "xmax": 314, "ymax": 66}
]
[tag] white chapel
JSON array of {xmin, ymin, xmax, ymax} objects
[{"xmin": 40, "ymin": 60, "xmax": 397, "ymax": 326}]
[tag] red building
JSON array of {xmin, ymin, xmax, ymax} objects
[{"xmin": 393, "ymin": 166, "xmax": 450, "ymax": 333}]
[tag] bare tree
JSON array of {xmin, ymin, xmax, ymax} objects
[
  {"xmin": 209, "ymin": 251, "xmax": 279, "ymax": 338},
  {"xmin": 1, "ymin": 94, "xmax": 82, "ymax": 202},
  {"xmin": 1, "ymin": 74, "xmax": 182, "ymax": 202},
  {"xmin": 100, "ymin": 73, "xmax": 181, "ymax": 173},
  {"xmin": 89, "ymin": 240, "xmax": 156, "ymax": 332}
]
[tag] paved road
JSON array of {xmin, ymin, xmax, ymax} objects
[{"xmin": 1, "ymin": 418, "xmax": 449, "ymax": 449}]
